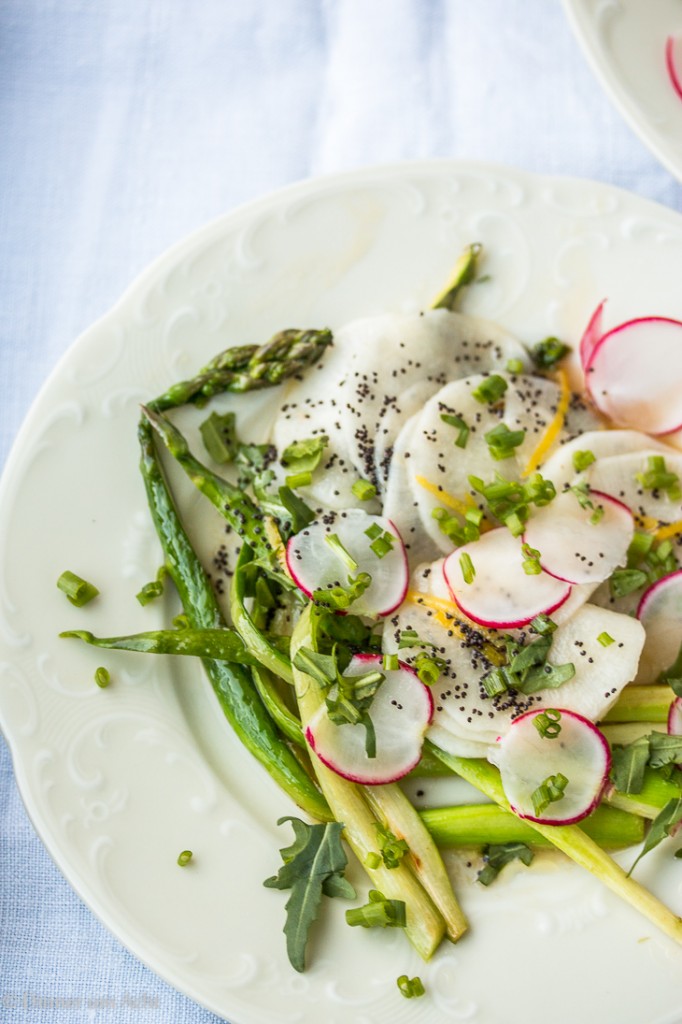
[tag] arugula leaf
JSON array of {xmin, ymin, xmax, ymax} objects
[
  {"xmin": 263, "ymin": 816, "xmax": 355, "ymax": 972},
  {"xmin": 477, "ymin": 842, "xmax": 534, "ymax": 886},
  {"xmin": 627, "ymin": 798, "xmax": 682, "ymax": 877},
  {"xmin": 610, "ymin": 736, "xmax": 650, "ymax": 794}
]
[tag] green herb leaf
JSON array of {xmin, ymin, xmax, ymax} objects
[
  {"xmin": 477, "ymin": 842, "xmax": 534, "ymax": 886},
  {"xmin": 610, "ymin": 736, "xmax": 651, "ymax": 794},
  {"xmin": 264, "ymin": 817, "xmax": 355, "ymax": 972},
  {"xmin": 627, "ymin": 798, "xmax": 682, "ymax": 877},
  {"xmin": 531, "ymin": 337, "xmax": 570, "ymax": 370},
  {"xmin": 440, "ymin": 411, "xmax": 470, "ymax": 448},
  {"xmin": 199, "ymin": 410, "xmax": 238, "ymax": 463}
]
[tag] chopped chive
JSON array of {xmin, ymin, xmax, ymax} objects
[
  {"xmin": 397, "ymin": 975, "xmax": 425, "ymax": 999},
  {"xmin": 364, "ymin": 851, "xmax": 382, "ymax": 870},
  {"xmin": 324, "ymin": 533, "xmax": 358, "ymax": 573},
  {"xmin": 57, "ymin": 570, "xmax": 99, "ymax": 607},
  {"xmin": 529, "ymin": 614, "xmax": 557, "ymax": 636},
  {"xmin": 531, "ymin": 773, "xmax": 568, "ymax": 816},
  {"xmin": 590, "ymin": 504, "xmax": 605, "ymax": 525},
  {"xmin": 531, "ymin": 336, "xmax": 570, "ymax": 369},
  {"xmin": 609, "ymin": 568, "xmax": 648, "ymax": 598},
  {"xmin": 506, "ymin": 358, "xmax": 524, "ymax": 374},
  {"xmin": 484, "ymin": 422, "xmax": 526, "ymax": 461},
  {"xmin": 352, "ymin": 478, "xmax": 377, "ymax": 501},
  {"xmin": 199, "ymin": 410, "xmax": 238, "ymax": 463},
  {"xmin": 459, "ymin": 551, "xmax": 475, "ymax": 584},
  {"xmin": 533, "ymin": 709, "xmax": 562, "ymax": 738},
  {"xmin": 345, "ymin": 890, "xmax": 407, "ymax": 929},
  {"xmin": 370, "ymin": 531, "xmax": 395, "ymax": 559},
  {"xmin": 177, "ymin": 850, "xmax": 193, "ymax": 866},
  {"xmin": 572, "ymin": 449, "xmax": 596, "ymax": 473},
  {"xmin": 636, "ymin": 455, "xmax": 682, "ymax": 500},
  {"xmin": 136, "ymin": 566, "xmax": 167, "ymax": 606},
  {"xmin": 472, "ymin": 374, "xmax": 508, "ymax": 405},
  {"xmin": 382, "ymin": 653, "xmax": 399, "ymax": 671},
  {"xmin": 504, "ymin": 511, "xmax": 525, "ymax": 537},
  {"xmin": 375, "ymin": 824, "xmax": 409, "ymax": 868},
  {"xmin": 364, "ymin": 523, "xmax": 383, "ymax": 541},
  {"xmin": 413, "ymin": 651, "xmax": 446, "ymax": 686},
  {"xmin": 285, "ymin": 470, "xmax": 313, "ymax": 489},
  {"xmin": 627, "ymin": 531, "xmax": 654, "ymax": 563},
  {"xmin": 94, "ymin": 666, "xmax": 110, "ymax": 689},
  {"xmin": 440, "ymin": 412, "xmax": 469, "ymax": 448},
  {"xmin": 521, "ymin": 542, "xmax": 542, "ymax": 575},
  {"xmin": 598, "ymin": 631, "xmax": 615, "ymax": 647},
  {"xmin": 482, "ymin": 668, "xmax": 509, "ymax": 697}
]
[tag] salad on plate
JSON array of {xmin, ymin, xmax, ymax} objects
[{"xmin": 60, "ymin": 243, "xmax": 682, "ymax": 995}]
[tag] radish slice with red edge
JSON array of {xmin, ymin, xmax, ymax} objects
[
  {"xmin": 286, "ymin": 509, "xmax": 408, "ymax": 617},
  {"xmin": 442, "ymin": 527, "xmax": 571, "ymax": 628},
  {"xmin": 667, "ymin": 35, "xmax": 682, "ymax": 101},
  {"xmin": 523, "ymin": 488, "xmax": 634, "ymax": 586},
  {"xmin": 489, "ymin": 708, "xmax": 611, "ymax": 825},
  {"xmin": 635, "ymin": 570, "xmax": 682, "ymax": 685},
  {"xmin": 668, "ymin": 697, "xmax": 682, "ymax": 737},
  {"xmin": 579, "ymin": 299, "xmax": 606, "ymax": 372},
  {"xmin": 305, "ymin": 654, "xmax": 433, "ymax": 784},
  {"xmin": 585, "ymin": 317, "xmax": 682, "ymax": 434}
]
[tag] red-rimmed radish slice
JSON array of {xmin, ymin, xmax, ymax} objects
[
  {"xmin": 442, "ymin": 527, "xmax": 571, "ymax": 628},
  {"xmin": 489, "ymin": 708, "xmax": 611, "ymax": 825},
  {"xmin": 667, "ymin": 35, "xmax": 682, "ymax": 101},
  {"xmin": 523, "ymin": 488, "xmax": 634, "ymax": 586},
  {"xmin": 579, "ymin": 299, "xmax": 606, "ymax": 372},
  {"xmin": 668, "ymin": 696, "xmax": 682, "ymax": 736},
  {"xmin": 286, "ymin": 509, "xmax": 408, "ymax": 617},
  {"xmin": 635, "ymin": 570, "xmax": 682, "ymax": 684},
  {"xmin": 305, "ymin": 654, "xmax": 433, "ymax": 784},
  {"xmin": 585, "ymin": 317, "xmax": 682, "ymax": 434}
]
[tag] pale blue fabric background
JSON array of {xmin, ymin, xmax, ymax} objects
[{"xmin": 1, "ymin": 2, "xmax": 682, "ymax": 1022}]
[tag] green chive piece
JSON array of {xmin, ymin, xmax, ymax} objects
[
  {"xmin": 531, "ymin": 773, "xmax": 569, "ymax": 816},
  {"xmin": 94, "ymin": 666, "xmax": 110, "ymax": 689},
  {"xmin": 533, "ymin": 709, "xmax": 562, "ymax": 739},
  {"xmin": 531, "ymin": 336, "xmax": 570, "ymax": 369},
  {"xmin": 364, "ymin": 851, "xmax": 382, "ymax": 870},
  {"xmin": 598, "ymin": 632, "xmax": 615, "ymax": 648},
  {"xmin": 285, "ymin": 470, "xmax": 313, "ymax": 489},
  {"xmin": 472, "ymin": 374, "xmax": 508, "ymax": 405},
  {"xmin": 352, "ymin": 478, "xmax": 377, "ymax": 501},
  {"xmin": 610, "ymin": 568, "xmax": 649, "ymax": 598},
  {"xmin": 370, "ymin": 532, "xmax": 395, "ymax": 559},
  {"xmin": 177, "ymin": 850, "xmax": 193, "ymax": 866},
  {"xmin": 482, "ymin": 668, "xmax": 509, "ymax": 698},
  {"xmin": 440, "ymin": 412, "xmax": 469, "ymax": 449},
  {"xmin": 364, "ymin": 523, "xmax": 382, "ymax": 541},
  {"xmin": 345, "ymin": 890, "xmax": 407, "ymax": 929},
  {"xmin": 521, "ymin": 542, "xmax": 542, "ymax": 575},
  {"xmin": 459, "ymin": 552, "xmax": 475, "ymax": 584},
  {"xmin": 506, "ymin": 358, "xmax": 524, "ymax": 374},
  {"xmin": 199, "ymin": 411, "xmax": 238, "ymax": 463},
  {"xmin": 413, "ymin": 651, "xmax": 446, "ymax": 686},
  {"xmin": 57, "ymin": 570, "xmax": 99, "ymax": 607},
  {"xmin": 397, "ymin": 975, "xmax": 425, "ymax": 999},
  {"xmin": 136, "ymin": 566, "xmax": 167, "ymax": 606},
  {"xmin": 572, "ymin": 449, "xmax": 596, "ymax": 473},
  {"xmin": 484, "ymin": 422, "xmax": 526, "ymax": 461},
  {"xmin": 382, "ymin": 653, "xmax": 399, "ymax": 671},
  {"xmin": 324, "ymin": 533, "xmax": 358, "ymax": 573},
  {"xmin": 636, "ymin": 455, "xmax": 682, "ymax": 500}
]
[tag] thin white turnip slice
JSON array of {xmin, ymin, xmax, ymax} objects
[
  {"xmin": 443, "ymin": 528, "xmax": 572, "ymax": 628},
  {"xmin": 539, "ymin": 428, "xmax": 668, "ymax": 493},
  {"xmin": 636, "ymin": 570, "xmax": 682, "ymax": 684},
  {"xmin": 305, "ymin": 654, "xmax": 433, "ymax": 784},
  {"xmin": 585, "ymin": 316, "xmax": 682, "ymax": 434},
  {"xmin": 489, "ymin": 708, "xmax": 611, "ymax": 824},
  {"xmin": 584, "ymin": 449, "xmax": 682, "ymax": 527},
  {"xmin": 427, "ymin": 722, "xmax": 492, "ymax": 760},
  {"xmin": 286, "ymin": 510, "xmax": 408, "ymax": 617},
  {"xmin": 383, "ymin": 414, "xmax": 442, "ymax": 570},
  {"xmin": 523, "ymin": 488, "xmax": 634, "ymax": 586}
]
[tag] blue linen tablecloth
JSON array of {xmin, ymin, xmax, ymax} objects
[{"xmin": 2, "ymin": 2, "xmax": 682, "ymax": 1022}]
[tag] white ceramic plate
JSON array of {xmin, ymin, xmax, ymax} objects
[
  {"xmin": 3, "ymin": 161, "xmax": 682, "ymax": 1024},
  {"xmin": 563, "ymin": 0, "xmax": 682, "ymax": 183}
]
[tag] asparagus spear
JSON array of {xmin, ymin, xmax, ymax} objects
[
  {"xmin": 149, "ymin": 328, "xmax": 333, "ymax": 412},
  {"xmin": 603, "ymin": 685, "xmax": 672, "ymax": 723},
  {"xmin": 138, "ymin": 417, "xmax": 330, "ymax": 822},
  {"xmin": 230, "ymin": 544, "xmax": 295, "ymax": 684},
  {"xmin": 427, "ymin": 743, "xmax": 682, "ymax": 945}
]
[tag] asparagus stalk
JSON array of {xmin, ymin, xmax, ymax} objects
[
  {"xmin": 230, "ymin": 544, "xmax": 295, "ymax": 683},
  {"xmin": 605, "ymin": 768, "xmax": 682, "ymax": 820},
  {"xmin": 420, "ymin": 802, "xmax": 644, "ymax": 850},
  {"xmin": 426, "ymin": 743, "xmax": 682, "ymax": 945},
  {"xmin": 291, "ymin": 605, "xmax": 448, "ymax": 960},
  {"xmin": 149, "ymin": 328, "xmax": 333, "ymax": 412},
  {"xmin": 431, "ymin": 243, "xmax": 483, "ymax": 311},
  {"xmin": 603, "ymin": 686, "xmax": 672, "ymax": 723},
  {"xmin": 138, "ymin": 417, "xmax": 330, "ymax": 822}
]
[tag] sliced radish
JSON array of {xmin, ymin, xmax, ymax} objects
[
  {"xmin": 636, "ymin": 570, "xmax": 682, "ymax": 684},
  {"xmin": 305, "ymin": 654, "xmax": 433, "ymax": 784},
  {"xmin": 666, "ymin": 35, "xmax": 682, "ymax": 102},
  {"xmin": 286, "ymin": 509, "xmax": 408, "ymax": 617},
  {"xmin": 442, "ymin": 528, "xmax": 572, "ymax": 628},
  {"xmin": 579, "ymin": 299, "xmax": 606, "ymax": 372},
  {"xmin": 427, "ymin": 723, "xmax": 492, "ymax": 760},
  {"xmin": 489, "ymin": 708, "xmax": 611, "ymax": 825},
  {"xmin": 585, "ymin": 317, "xmax": 682, "ymax": 434},
  {"xmin": 668, "ymin": 696, "xmax": 682, "ymax": 736},
  {"xmin": 523, "ymin": 488, "xmax": 634, "ymax": 586},
  {"xmin": 539, "ymin": 428, "xmax": 668, "ymax": 493}
]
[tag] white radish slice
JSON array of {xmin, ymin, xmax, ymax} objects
[
  {"xmin": 584, "ymin": 449, "xmax": 682, "ymax": 527},
  {"xmin": 286, "ymin": 510, "xmax": 408, "ymax": 617},
  {"xmin": 443, "ymin": 528, "xmax": 572, "ymax": 629},
  {"xmin": 427, "ymin": 723, "xmax": 492, "ymax": 760},
  {"xmin": 668, "ymin": 696, "xmax": 682, "ymax": 736},
  {"xmin": 539, "ymin": 428, "xmax": 669, "ymax": 493},
  {"xmin": 305, "ymin": 654, "xmax": 433, "ymax": 784},
  {"xmin": 585, "ymin": 316, "xmax": 682, "ymax": 434},
  {"xmin": 383, "ymin": 414, "xmax": 442, "ymax": 570},
  {"xmin": 635, "ymin": 571, "xmax": 682, "ymax": 685},
  {"xmin": 489, "ymin": 708, "xmax": 611, "ymax": 825},
  {"xmin": 579, "ymin": 299, "xmax": 606, "ymax": 371},
  {"xmin": 523, "ymin": 488, "xmax": 634, "ymax": 586}
]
